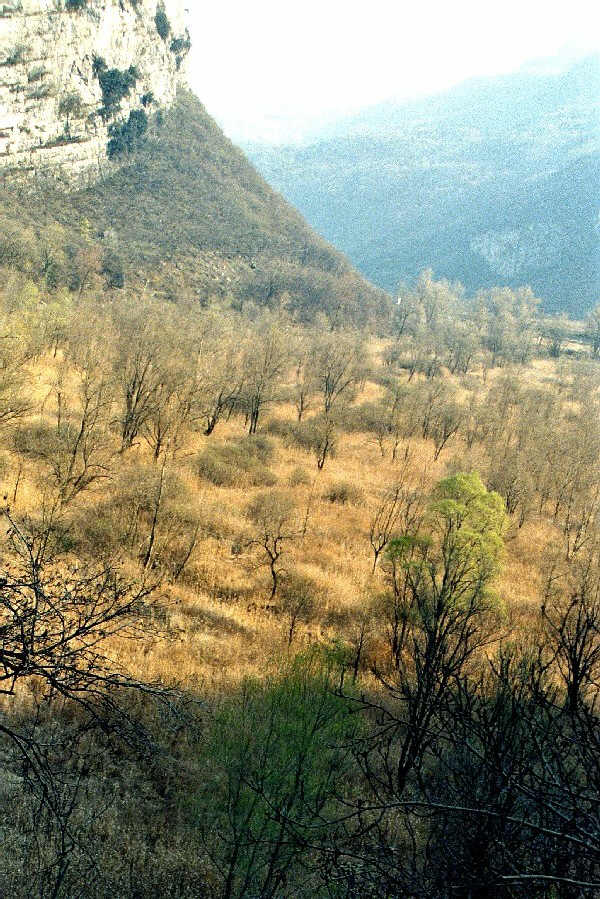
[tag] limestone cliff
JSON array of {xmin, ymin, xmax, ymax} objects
[{"xmin": 0, "ymin": 0, "xmax": 188, "ymax": 183}]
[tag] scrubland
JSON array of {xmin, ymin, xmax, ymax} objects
[{"xmin": 1, "ymin": 260, "xmax": 600, "ymax": 896}]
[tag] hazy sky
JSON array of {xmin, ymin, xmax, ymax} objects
[{"xmin": 186, "ymin": 0, "xmax": 600, "ymax": 143}]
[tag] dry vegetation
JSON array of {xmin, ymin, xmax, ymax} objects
[
  {"xmin": 1, "ymin": 255, "xmax": 600, "ymax": 896},
  {"xmin": 0, "ymin": 91, "xmax": 389, "ymax": 327}
]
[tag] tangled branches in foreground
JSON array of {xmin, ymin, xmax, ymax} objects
[{"xmin": 0, "ymin": 511, "xmax": 188, "ymax": 895}]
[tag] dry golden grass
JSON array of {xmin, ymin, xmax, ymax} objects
[{"xmin": 0, "ymin": 345, "xmax": 576, "ymax": 696}]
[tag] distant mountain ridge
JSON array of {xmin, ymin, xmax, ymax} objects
[{"xmin": 246, "ymin": 56, "xmax": 600, "ymax": 315}]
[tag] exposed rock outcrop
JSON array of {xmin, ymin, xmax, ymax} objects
[{"xmin": 0, "ymin": 0, "xmax": 188, "ymax": 184}]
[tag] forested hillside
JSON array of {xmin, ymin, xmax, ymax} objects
[
  {"xmin": 0, "ymin": 91, "xmax": 388, "ymax": 325},
  {"xmin": 247, "ymin": 55, "xmax": 600, "ymax": 314}
]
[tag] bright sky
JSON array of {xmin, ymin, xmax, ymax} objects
[{"xmin": 185, "ymin": 0, "xmax": 600, "ymax": 143}]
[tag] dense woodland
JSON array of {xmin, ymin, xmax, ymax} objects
[{"xmin": 1, "ymin": 94, "xmax": 600, "ymax": 898}]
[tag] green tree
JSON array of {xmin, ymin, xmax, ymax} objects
[
  {"xmin": 364, "ymin": 473, "xmax": 506, "ymax": 796},
  {"xmin": 197, "ymin": 651, "xmax": 358, "ymax": 899},
  {"xmin": 424, "ymin": 471, "xmax": 506, "ymax": 594}
]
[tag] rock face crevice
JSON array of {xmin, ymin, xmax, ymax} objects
[{"xmin": 0, "ymin": 0, "xmax": 188, "ymax": 184}]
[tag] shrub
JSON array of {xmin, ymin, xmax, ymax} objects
[
  {"xmin": 324, "ymin": 480, "xmax": 363, "ymax": 505},
  {"xmin": 170, "ymin": 30, "xmax": 191, "ymax": 68},
  {"xmin": 288, "ymin": 466, "xmax": 310, "ymax": 487},
  {"xmin": 0, "ymin": 228, "xmax": 31, "ymax": 268},
  {"xmin": 4, "ymin": 44, "xmax": 27, "ymax": 66},
  {"xmin": 97, "ymin": 65, "xmax": 138, "ymax": 117},
  {"xmin": 107, "ymin": 108, "xmax": 148, "ymax": 158},
  {"xmin": 70, "ymin": 500, "xmax": 122, "ymax": 559},
  {"xmin": 12, "ymin": 422, "xmax": 57, "ymax": 459},
  {"xmin": 170, "ymin": 33, "xmax": 191, "ymax": 55},
  {"xmin": 280, "ymin": 572, "xmax": 323, "ymax": 644},
  {"xmin": 27, "ymin": 65, "xmax": 47, "ymax": 83},
  {"xmin": 265, "ymin": 417, "xmax": 295, "ymax": 440},
  {"xmin": 71, "ymin": 464, "xmax": 201, "ymax": 580},
  {"xmin": 341, "ymin": 401, "xmax": 386, "ymax": 433},
  {"xmin": 58, "ymin": 91, "xmax": 84, "ymax": 132},
  {"xmin": 92, "ymin": 54, "xmax": 106, "ymax": 77},
  {"xmin": 101, "ymin": 249, "xmax": 125, "ymax": 289},
  {"xmin": 27, "ymin": 82, "xmax": 53, "ymax": 101},
  {"xmin": 196, "ymin": 449, "xmax": 234, "ymax": 487},
  {"xmin": 197, "ymin": 436, "xmax": 276, "ymax": 488},
  {"xmin": 65, "ymin": 0, "xmax": 87, "ymax": 9},
  {"xmin": 266, "ymin": 416, "xmax": 336, "ymax": 460},
  {"xmin": 154, "ymin": 5, "xmax": 170, "ymax": 40},
  {"xmin": 291, "ymin": 415, "xmax": 337, "ymax": 469}
]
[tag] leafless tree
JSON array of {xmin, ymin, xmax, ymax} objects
[
  {"xmin": 238, "ymin": 491, "xmax": 300, "ymax": 601},
  {"xmin": 312, "ymin": 330, "xmax": 365, "ymax": 416},
  {"xmin": 369, "ymin": 471, "xmax": 426, "ymax": 573},
  {"xmin": 241, "ymin": 314, "xmax": 290, "ymax": 435}
]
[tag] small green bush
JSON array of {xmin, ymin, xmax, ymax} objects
[
  {"xmin": 195, "ymin": 652, "xmax": 360, "ymax": 894},
  {"xmin": 27, "ymin": 65, "xmax": 47, "ymax": 83},
  {"xmin": 97, "ymin": 65, "xmax": 138, "ymax": 117},
  {"xmin": 26, "ymin": 83, "xmax": 53, "ymax": 101},
  {"xmin": 65, "ymin": 0, "xmax": 87, "ymax": 10},
  {"xmin": 101, "ymin": 249, "xmax": 125, "ymax": 289},
  {"xmin": 4, "ymin": 44, "xmax": 27, "ymax": 66},
  {"xmin": 170, "ymin": 34, "xmax": 191, "ymax": 55},
  {"xmin": 92, "ymin": 54, "xmax": 106, "ymax": 77},
  {"xmin": 170, "ymin": 30, "xmax": 191, "ymax": 68},
  {"xmin": 58, "ymin": 91, "xmax": 84, "ymax": 131}
]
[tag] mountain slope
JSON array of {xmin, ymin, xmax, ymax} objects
[
  {"xmin": 0, "ymin": 91, "xmax": 389, "ymax": 324},
  {"xmin": 246, "ymin": 56, "xmax": 600, "ymax": 315}
]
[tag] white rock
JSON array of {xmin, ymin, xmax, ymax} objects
[{"xmin": 0, "ymin": 0, "xmax": 189, "ymax": 184}]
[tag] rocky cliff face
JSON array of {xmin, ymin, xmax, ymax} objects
[{"xmin": 0, "ymin": 0, "xmax": 188, "ymax": 183}]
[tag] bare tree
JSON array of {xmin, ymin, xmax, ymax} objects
[
  {"xmin": 112, "ymin": 301, "xmax": 191, "ymax": 452},
  {"xmin": 16, "ymin": 362, "xmax": 114, "ymax": 506},
  {"xmin": 239, "ymin": 490, "xmax": 300, "ymax": 601},
  {"xmin": 542, "ymin": 546, "xmax": 600, "ymax": 713},
  {"xmin": 295, "ymin": 413, "xmax": 338, "ymax": 470},
  {"xmin": 586, "ymin": 303, "xmax": 600, "ymax": 358},
  {"xmin": 0, "ymin": 510, "xmax": 165, "ymax": 849},
  {"xmin": 369, "ymin": 470, "xmax": 426, "ymax": 573},
  {"xmin": 430, "ymin": 398, "xmax": 463, "ymax": 460},
  {"xmin": 241, "ymin": 313, "xmax": 290, "ymax": 435},
  {"xmin": 191, "ymin": 313, "xmax": 246, "ymax": 436},
  {"xmin": 142, "ymin": 370, "xmax": 194, "ymax": 461},
  {"xmin": 291, "ymin": 334, "xmax": 318, "ymax": 421},
  {"xmin": 312, "ymin": 330, "xmax": 365, "ymax": 416},
  {"xmin": 279, "ymin": 572, "xmax": 318, "ymax": 646}
]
